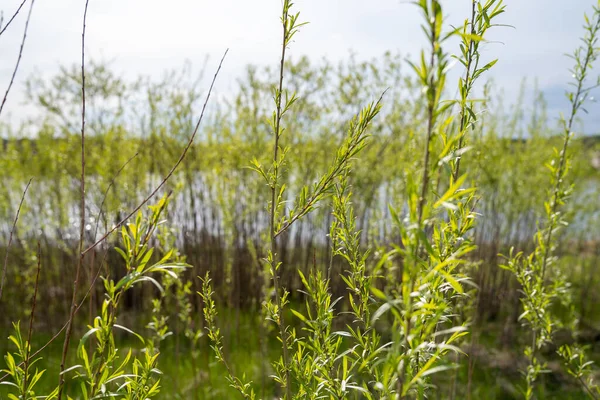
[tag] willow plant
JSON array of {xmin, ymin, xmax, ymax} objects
[
  {"xmin": 364, "ymin": 0, "xmax": 506, "ymax": 398},
  {"xmin": 51, "ymin": 195, "xmax": 188, "ymax": 399},
  {"xmin": 201, "ymin": 0, "xmax": 382, "ymax": 398},
  {"xmin": 1, "ymin": 323, "xmax": 44, "ymax": 399},
  {"xmin": 269, "ymin": 0, "xmax": 504, "ymax": 398},
  {"xmin": 198, "ymin": 274, "xmax": 256, "ymax": 399},
  {"xmin": 452, "ymin": 0, "xmax": 506, "ymax": 180},
  {"xmin": 450, "ymin": 1, "xmax": 505, "ymax": 396},
  {"xmin": 259, "ymin": 2, "xmax": 306, "ymax": 395},
  {"xmin": 502, "ymin": 2, "xmax": 600, "ymax": 398},
  {"xmin": 5, "ymin": 0, "xmax": 600, "ymax": 398}
]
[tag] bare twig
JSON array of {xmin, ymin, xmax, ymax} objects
[
  {"xmin": 57, "ymin": 0, "xmax": 89, "ymax": 396},
  {"xmin": 0, "ymin": 0, "xmax": 27, "ymax": 36},
  {"xmin": 0, "ymin": 0, "xmax": 35, "ymax": 118},
  {"xmin": 0, "ymin": 178, "xmax": 32, "ymax": 302},
  {"xmin": 82, "ymin": 48, "xmax": 228, "ymax": 256}
]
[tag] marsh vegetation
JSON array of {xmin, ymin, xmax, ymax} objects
[{"xmin": 1, "ymin": 0, "xmax": 600, "ymax": 399}]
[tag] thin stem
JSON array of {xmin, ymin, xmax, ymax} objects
[
  {"xmin": 417, "ymin": 6, "xmax": 439, "ymax": 227},
  {"xmin": 540, "ymin": 37, "xmax": 595, "ymax": 281},
  {"xmin": 0, "ymin": 0, "xmax": 35, "ymax": 117},
  {"xmin": 399, "ymin": 4, "xmax": 441, "ymax": 397},
  {"xmin": 579, "ymin": 376, "xmax": 599, "ymax": 400},
  {"xmin": 57, "ymin": 0, "xmax": 89, "ymax": 396},
  {"xmin": 0, "ymin": 0, "xmax": 27, "ymax": 36},
  {"xmin": 452, "ymin": 0, "xmax": 477, "ymax": 182},
  {"xmin": 0, "ymin": 178, "xmax": 32, "ymax": 302},
  {"xmin": 269, "ymin": 4, "xmax": 292, "ymax": 397}
]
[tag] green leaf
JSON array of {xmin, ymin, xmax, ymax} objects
[
  {"xmin": 78, "ymin": 328, "xmax": 100, "ymax": 353},
  {"xmin": 60, "ymin": 364, "xmax": 83, "ymax": 376},
  {"xmin": 291, "ymin": 309, "xmax": 308, "ymax": 323},
  {"xmin": 114, "ymin": 324, "xmax": 145, "ymax": 344}
]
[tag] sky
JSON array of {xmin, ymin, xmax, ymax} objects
[{"xmin": 1, "ymin": 0, "xmax": 599, "ymax": 134}]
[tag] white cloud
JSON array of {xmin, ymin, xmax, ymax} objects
[{"xmin": 1, "ymin": 0, "xmax": 598, "ymax": 132}]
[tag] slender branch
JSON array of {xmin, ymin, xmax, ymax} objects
[
  {"xmin": 578, "ymin": 376, "xmax": 599, "ymax": 400},
  {"xmin": 460, "ymin": 6, "xmax": 479, "ymax": 397},
  {"xmin": 401, "ymin": 3, "xmax": 441, "ymax": 397},
  {"xmin": 540, "ymin": 38, "xmax": 595, "ymax": 281},
  {"xmin": 0, "ymin": 178, "xmax": 32, "ymax": 302},
  {"xmin": 269, "ymin": 4, "xmax": 292, "ymax": 396},
  {"xmin": 0, "ymin": 0, "xmax": 35, "ymax": 117},
  {"xmin": 452, "ymin": 0, "xmax": 477, "ymax": 181},
  {"xmin": 417, "ymin": 13, "xmax": 439, "ymax": 228},
  {"xmin": 57, "ymin": 0, "xmax": 90, "ymax": 396},
  {"xmin": 0, "ymin": 0, "xmax": 27, "ymax": 36},
  {"xmin": 273, "ymin": 93, "xmax": 385, "ymax": 239},
  {"xmin": 522, "ymin": 282, "xmax": 599, "ymax": 400},
  {"xmin": 82, "ymin": 49, "xmax": 228, "ymax": 256}
]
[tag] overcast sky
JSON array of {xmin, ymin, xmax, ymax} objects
[{"xmin": 1, "ymin": 0, "xmax": 599, "ymax": 133}]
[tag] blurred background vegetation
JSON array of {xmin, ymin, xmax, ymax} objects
[{"xmin": 0, "ymin": 51, "xmax": 599, "ymax": 398}]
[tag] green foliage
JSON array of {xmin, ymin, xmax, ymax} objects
[
  {"xmin": 0, "ymin": 322, "xmax": 45, "ymax": 400},
  {"xmin": 1, "ymin": 0, "xmax": 600, "ymax": 399},
  {"xmin": 32, "ymin": 196, "xmax": 188, "ymax": 399},
  {"xmin": 198, "ymin": 274, "xmax": 256, "ymax": 399},
  {"xmin": 501, "ymin": 2, "xmax": 600, "ymax": 398}
]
